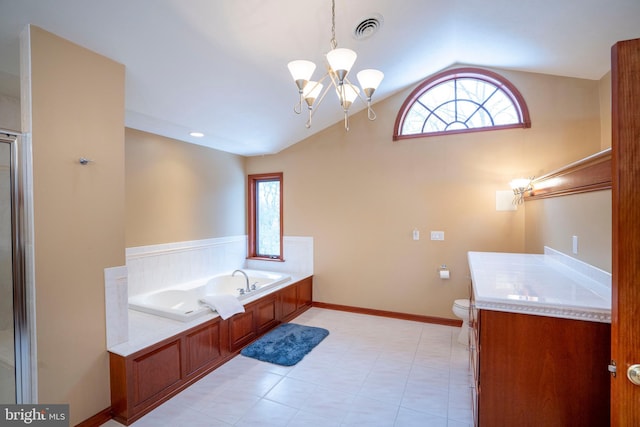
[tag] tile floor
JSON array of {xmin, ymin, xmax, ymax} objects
[{"xmin": 101, "ymin": 307, "xmax": 472, "ymax": 427}]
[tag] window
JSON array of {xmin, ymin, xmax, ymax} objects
[
  {"xmin": 248, "ymin": 173, "xmax": 283, "ymax": 260},
  {"xmin": 393, "ymin": 67, "xmax": 531, "ymax": 140}
]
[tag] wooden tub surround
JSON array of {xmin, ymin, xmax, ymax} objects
[{"xmin": 109, "ymin": 276, "xmax": 313, "ymax": 425}]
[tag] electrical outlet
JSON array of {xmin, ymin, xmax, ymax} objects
[
  {"xmin": 572, "ymin": 235, "xmax": 578, "ymax": 254},
  {"xmin": 430, "ymin": 231, "xmax": 445, "ymax": 241}
]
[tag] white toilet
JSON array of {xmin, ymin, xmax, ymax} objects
[{"xmin": 452, "ymin": 299, "xmax": 470, "ymax": 346}]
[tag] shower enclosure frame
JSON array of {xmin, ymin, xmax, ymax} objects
[{"xmin": 1, "ymin": 130, "xmax": 32, "ymax": 404}]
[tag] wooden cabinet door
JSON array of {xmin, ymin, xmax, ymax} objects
[
  {"xmin": 185, "ymin": 319, "xmax": 222, "ymax": 375},
  {"xmin": 131, "ymin": 340, "xmax": 182, "ymax": 409},
  {"xmin": 228, "ymin": 309, "xmax": 256, "ymax": 352},
  {"xmin": 255, "ymin": 294, "xmax": 278, "ymax": 334},
  {"xmin": 297, "ymin": 277, "xmax": 312, "ymax": 309},
  {"xmin": 479, "ymin": 310, "xmax": 609, "ymax": 427},
  {"xmin": 280, "ymin": 284, "xmax": 297, "ymax": 320},
  {"xmin": 611, "ymin": 37, "xmax": 640, "ymax": 426}
]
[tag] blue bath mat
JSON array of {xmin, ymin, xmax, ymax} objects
[{"xmin": 240, "ymin": 323, "xmax": 329, "ymax": 366}]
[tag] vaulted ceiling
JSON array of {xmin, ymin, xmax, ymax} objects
[{"xmin": 0, "ymin": 0, "xmax": 638, "ymax": 156}]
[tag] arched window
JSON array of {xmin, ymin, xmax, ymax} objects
[{"xmin": 393, "ymin": 67, "xmax": 531, "ymax": 140}]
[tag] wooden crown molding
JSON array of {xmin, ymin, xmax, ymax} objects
[{"xmin": 525, "ymin": 148, "xmax": 612, "ymax": 201}]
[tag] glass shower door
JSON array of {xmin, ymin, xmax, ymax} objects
[{"xmin": 0, "ymin": 139, "xmax": 15, "ymax": 403}]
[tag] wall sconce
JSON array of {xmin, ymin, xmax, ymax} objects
[{"xmin": 510, "ymin": 177, "xmax": 533, "ymax": 204}]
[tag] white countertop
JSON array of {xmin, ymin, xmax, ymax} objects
[
  {"xmin": 468, "ymin": 247, "xmax": 611, "ymax": 323},
  {"xmin": 108, "ymin": 273, "xmax": 311, "ymax": 357}
]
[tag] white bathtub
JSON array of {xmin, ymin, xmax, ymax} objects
[{"xmin": 128, "ymin": 270, "xmax": 291, "ymax": 322}]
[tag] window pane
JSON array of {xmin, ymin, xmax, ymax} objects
[
  {"xmin": 425, "ymin": 113, "xmax": 448, "ymax": 132},
  {"xmin": 445, "ymin": 121, "xmax": 468, "ymax": 131},
  {"xmin": 483, "ymin": 91, "xmax": 519, "ymax": 125},
  {"xmin": 466, "ymin": 107, "xmax": 493, "ymax": 128},
  {"xmin": 419, "ymin": 81, "xmax": 455, "ymax": 110},
  {"xmin": 402, "ymin": 102, "xmax": 430, "ymax": 135},
  {"xmin": 456, "ymin": 99, "xmax": 481, "ymax": 124},
  {"xmin": 256, "ymin": 180, "xmax": 280, "ymax": 257},
  {"xmin": 456, "ymin": 78, "xmax": 495, "ymax": 103},
  {"xmin": 432, "ymin": 100, "xmax": 456, "ymax": 126}
]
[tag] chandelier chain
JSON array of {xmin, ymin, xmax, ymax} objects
[{"xmin": 330, "ymin": 0, "xmax": 337, "ymax": 50}]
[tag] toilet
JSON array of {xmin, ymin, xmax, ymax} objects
[{"xmin": 452, "ymin": 299, "xmax": 470, "ymax": 346}]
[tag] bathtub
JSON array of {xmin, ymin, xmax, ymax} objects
[{"xmin": 128, "ymin": 270, "xmax": 291, "ymax": 322}]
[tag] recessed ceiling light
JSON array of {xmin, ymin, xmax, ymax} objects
[{"xmin": 189, "ymin": 131, "xmax": 204, "ymax": 137}]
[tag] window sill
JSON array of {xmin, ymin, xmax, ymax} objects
[{"xmin": 247, "ymin": 256, "xmax": 285, "ymax": 262}]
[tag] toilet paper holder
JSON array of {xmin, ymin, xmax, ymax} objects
[{"xmin": 439, "ymin": 264, "xmax": 450, "ymax": 279}]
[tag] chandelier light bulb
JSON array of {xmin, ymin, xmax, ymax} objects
[{"xmin": 510, "ymin": 178, "xmax": 532, "ymax": 191}]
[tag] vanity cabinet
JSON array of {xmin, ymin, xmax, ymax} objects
[
  {"xmin": 467, "ymin": 250, "xmax": 612, "ymax": 427},
  {"xmin": 470, "ymin": 301, "xmax": 610, "ymax": 426},
  {"xmin": 110, "ymin": 276, "xmax": 313, "ymax": 425}
]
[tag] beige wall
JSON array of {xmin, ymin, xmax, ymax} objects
[
  {"xmin": 599, "ymin": 71, "xmax": 612, "ymax": 149},
  {"xmin": 26, "ymin": 26, "xmax": 125, "ymax": 424},
  {"xmin": 523, "ymin": 72, "xmax": 613, "ymax": 272},
  {"xmin": 125, "ymin": 128, "xmax": 246, "ymax": 247},
  {"xmin": 247, "ymin": 67, "xmax": 603, "ymax": 319},
  {"xmin": 524, "ymin": 191, "xmax": 611, "ymax": 272}
]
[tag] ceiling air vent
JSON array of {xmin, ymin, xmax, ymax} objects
[{"xmin": 353, "ymin": 13, "xmax": 383, "ymax": 40}]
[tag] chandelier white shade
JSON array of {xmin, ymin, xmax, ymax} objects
[
  {"xmin": 288, "ymin": 0, "xmax": 383, "ymax": 130},
  {"xmin": 287, "ymin": 60, "xmax": 316, "ymax": 90},
  {"xmin": 357, "ymin": 69, "xmax": 384, "ymax": 99},
  {"xmin": 303, "ymin": 81, "xmax": 323, "ymax": 107},
  {"xmin": 326, "ymin": 48, "xmax": 357, "ymax": 79},
  {"xmin": 337, "ymin": 84, "xmax": 359, "ymax": 111}
]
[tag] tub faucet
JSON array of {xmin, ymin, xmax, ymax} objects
[{"xmin": 233, "ymin": 269, "xmax": 251, "ymax": 293}]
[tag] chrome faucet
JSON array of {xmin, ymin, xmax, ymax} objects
[{"xmin": 232, "ymin": 269, "xmax": 251, "ymax": 293}]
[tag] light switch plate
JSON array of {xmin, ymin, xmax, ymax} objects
[{"xmin": 430, "ymin": 231, "xmax": 445, "ymax": 241}]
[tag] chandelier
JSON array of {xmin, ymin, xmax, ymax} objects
[{"xmin": 287, "ymin": 0, "xmax": 384, "ymax": 131}]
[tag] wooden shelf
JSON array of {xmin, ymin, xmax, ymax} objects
[{"xmin": 525, "ymin": 148, "xmax": 611, "ymax": 200}]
